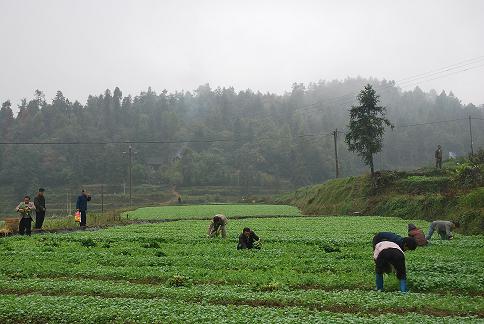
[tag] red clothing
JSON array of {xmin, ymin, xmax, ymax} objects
[{"xmin": 408, "ymin": 224, "xmax": 428, "ymax": 246}]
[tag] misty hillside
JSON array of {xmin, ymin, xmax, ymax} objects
[{"xmin": 0, "ymin": 77, "xmax": 483, "ymax": 195}]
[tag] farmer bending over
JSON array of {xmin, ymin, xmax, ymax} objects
[
  {"xmin": 426, "ymin": 220, "xmax": 459, "ymax": 240},
  {"xmin": 408, "ymin": 224, "xmax": 428, "ymax": 246},
  {"xmin": 237, "ymin": 227, "xmax": 260, "ymax": 250},
  {"xmin": 374, "ymin": 240, "xmax": 408, "ymax": 292},
  {"xmin": 208, "ymin": 214, "xmax": 227, "ymax": 238},
  {"xmin": 372, "ymin": 232, "xmax": 417, "ymax": 251}
]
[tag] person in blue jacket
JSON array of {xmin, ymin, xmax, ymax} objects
[
  {"xmin": 76, "ymin": 190, "xmax": 91, "ymax": 228},
  {"xmin": 372, "ymin": 232, "xmax": 417, "ymax": 251}
]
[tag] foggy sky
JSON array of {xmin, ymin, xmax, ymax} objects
[{"xmin": 1, "ymin": 0, "xmax": 483, "ymax": 110}]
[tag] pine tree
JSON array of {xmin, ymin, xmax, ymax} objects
[{"xmin": 345, "ymin": 84, "xmax": 393, "ymax": 176}]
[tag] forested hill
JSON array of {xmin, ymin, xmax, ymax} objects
[{"xmin": 0, "ymin": 78, "xmax": 483, "ymax": 194}]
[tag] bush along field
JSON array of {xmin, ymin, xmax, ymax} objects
[
  {"xmin": 0, "ymin": 213, "xmax": 483, "ymax": 323},
  {"xmin": 277, "ymin": 151, "xmax": 484, "ymax": 234}
]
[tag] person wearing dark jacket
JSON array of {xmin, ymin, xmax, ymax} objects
[
  {"xmin": 76, "ymin": 190, "xmax": 91, "ymax": 227},
  {"xmin": 374, "ymin": 241, "xmax": 408, "ymax": 292},
  {"xmin": 34, "ymin": 188, "xmax": 46, "ymax": 230},
  {"xmin": 408, "ymin": 224, "xmax": 428, "ymax": 246},
  {"xmin": 372, "ymin": 232, "xmax": 417, "ymax": 251},
  {"xmin": 237, "ymin": 227, "xmax": 260, "ymax": 250}
]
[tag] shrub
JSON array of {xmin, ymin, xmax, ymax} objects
[
  {"xmin": 166, "ymin": 275, "xmax": 190, "ymax": 287},
  {"xmin": 80, "ymin": 238, "xmax": 96, "ymax": 247}
]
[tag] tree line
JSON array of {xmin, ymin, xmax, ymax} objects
[{"xmin": 0, "ymin": 77, "xmax": 483, "ymax": 195}]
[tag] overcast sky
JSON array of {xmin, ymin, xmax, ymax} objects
[{"xmin": 1, "ymin": 0, "xmax": 483, "ymax": 109}]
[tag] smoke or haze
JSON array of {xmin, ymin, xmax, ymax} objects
[{"xmin": 1, "ymin": 0, "xmax": 483, "ymax": 108}]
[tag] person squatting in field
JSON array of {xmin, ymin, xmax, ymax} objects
[
  {"xmin": 16, "ymin": 195, "xmax": 35, "ymax": 236},
  {"xmin": 208, "ymin": 214, "xmax": 228, "ymax": 238},
  {"xmin": 372, "ymin": 232, "xmax": 417, "ymax": 251},
  {"xmin": 76, "ymin": 189, "xmax": 91, "ymax": 228},
  {"xmin": 373, "ymin": 240, "xmax": 408, "ymax": 292},
  {"xmin": 237, "ymin": 227, "xmax": 261, "ymax": 250},
  {"xmin": 408, "ymin": 224, "xmax": 428, "ymax": 246},
  {"xmin": 426, "ymin": 220, "xmax": 459, "ymax": 240}
]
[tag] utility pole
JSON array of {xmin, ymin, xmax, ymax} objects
[
  {"xmin": 101, "ymin": 183, "xmax": 104, "ymax": 213},
  {"xmin": 128, "ymin": 145, "xmax": 132, "ymax": 207},
  {"xmin": 333, "ymin": 129, "xmax": 339, "ymax": 178},
  {"xmin": 469, "ymin": 115, "xmax": 474, "ymax": 156},
  {"xmin": 123, "ymin": 145, "xmax": 136, "ymax": 207}
]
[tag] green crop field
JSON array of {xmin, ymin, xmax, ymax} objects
[
  {"xmin": 125, "ymin": 204, "xmax": 302, "ymax": 220},
  {"xmin": 0, "ymin": 207, "xmax": 483, "ymax": 323}
]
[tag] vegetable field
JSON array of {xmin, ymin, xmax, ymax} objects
[
  {"xmin": 0, "ymin": 206, "xmax": 483, "ymax": 323},
  {"xmin": 125, "ymin": 204, "xmax": 301, "ymax": 220}
]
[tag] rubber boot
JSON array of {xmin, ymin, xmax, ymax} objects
[
  {"xmin": 399, "ymin": 279, "xmax": 408, "ymax": 293},
  {"xmin": 376, "ymin": 273, "xmax": 384, "ymax": 291}
]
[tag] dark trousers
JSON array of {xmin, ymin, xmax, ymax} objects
[
  {"xmin": 19, "ymin": 218, "xmax": 32, "ymax": 235},
  {"xmin": 436, "ymin": 159, "xmax": 442, "ymax": 169},
  {"xmin": 80, "ymin": 210, "xmax": 87, "ymax": 226},
  {"xmin": 35, "ymin": 211, "xmax": 45, "ymax": 229}
]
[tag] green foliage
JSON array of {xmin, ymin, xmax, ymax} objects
[
  {"xmin": 345, "ymin": 84, "xmax": 393, "ymax": 175},
  {"xmin": 451, "ymin": 163, "xmax": 482, "ymax": 188},
  {"xmin": 279, "ymin": 165, "xmax": 483, "ymax": 233},
  {"xmin": 395, "ymin": 176, "xmax": 450, "ymax": 194},
  {"xmin": 166, "ymin": 275, "xmax": 191, "ymax": 287},
  {"xmin": 0, "ymin": 215, "xmax": 482, "ymax": 322},
  {"xmin": 125, "ymin": 204, "xmax": 301, "ymax": 220},
  {"xmin": 1, "ymin": 80, "xmax": 483, "ymax": 200},
  {"xmin": 80, "ymin": 237, "xmax": 97, "ymax": 247}
]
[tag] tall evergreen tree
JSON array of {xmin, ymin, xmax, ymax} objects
[{"xmin": 345, "ymin": 84, "xmax": 393, "ymax": 176}]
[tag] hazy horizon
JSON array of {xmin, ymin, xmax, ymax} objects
[{"xmin": 1, "ymin": 0, "xmax": 483, "ymax": 110}]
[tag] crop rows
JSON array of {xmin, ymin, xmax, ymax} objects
[
  {"xmin": 0, "ymin": 213, "xmax": 483, "ymax": 323},
  {"xmin": 124, "ymin": 204, "xmax": 301, "ymax": 220}
]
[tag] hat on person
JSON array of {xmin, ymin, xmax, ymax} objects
[{"xmin": 39, "ymin": 188, "xmax": 45, "ymax": 192}]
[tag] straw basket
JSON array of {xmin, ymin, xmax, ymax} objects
[{"xmin": 3, "ymin": 217, "xmax": 20, "ymax": 233}]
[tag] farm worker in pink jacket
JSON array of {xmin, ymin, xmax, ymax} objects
[{"xmin": 373, "ymin": 241, "xmax": 408, "ymax": 292}]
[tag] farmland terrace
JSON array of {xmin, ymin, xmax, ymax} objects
[{"xmin": 0, "ymin": 205, "xmax": 483, "ymax": 323}]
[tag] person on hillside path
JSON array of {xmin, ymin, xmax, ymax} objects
[
  {"xmin": 374, "ymin": 241, "xmax": 408, "ymax": 292},
  {"xmin": 426, "ymin": 220, "xmax": 459, "ymax": 240},
  {"xmin": 34, "ymin": 188, "xmax": 46, "ymax": 230},
  {"xmin": 237, "ymin": 227, "xmax": 261, "ymax": 250},
  {"xmin": 208, "ymin": 214, "xmax": 227, "ymax": 238},
  {"xmin": 16, "ymin": 195, "xmax": 35, "ymax": 236},
  {"xmin": 435, "ymin": 145, "xmax": 443, "ymax": 169},
  {"xmin": 408, "ymin": 224, "xmax": 428, "ymax": 246},
  {"xmin": 372, "ymin": 232, "xmax": 417, "ymax": 251},
  {"xmin": 76, "ymin": 190, "xmax": 91, "ymax": 228}
]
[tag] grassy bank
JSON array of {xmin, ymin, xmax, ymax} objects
[{"xmin": 277, "ymin": 155, "xmax": 484, "ymax": 234}]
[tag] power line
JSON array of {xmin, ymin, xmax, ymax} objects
[
  {"xmin": 229, "ymin": 57, "xmax": 484, "ymax": 121},
  {"xmin": 294, "ymin": 55, "xmax": 484, "ymax": 115},
  {"xmin": 0, "ymin": 132, "xmax": 334, "ymax": 146},
  {"xmin": 395, "ymin": 117, "xmax": 468, "ymax": 129}
]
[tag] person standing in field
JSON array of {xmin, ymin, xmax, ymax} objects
[
  {"xmin": 372, "ymin": 232, "xmax": 417, "ymax": 251},
  {"xmin": 76, "ymin": 189, "xmax": 91, "ymax": 228},
  {"xmin": 408, "ymin": 224, "xmax": 428, "ymax": 246},
  {"xmin": 16, "ymin": 195, "xmax": 35, "ymax": 236},
  {"xmin": 373, "ymin": 240, "xmax": 408, "ymax": 292},
  {"xmin": 34, "ymin": 188, "xmax": 46, "ymax": 231},
  {"xmin": 426, "ymin": 220, "xmax": 459, "ymax": 240},
  {"xmin": 237, "ymin": 227, "xmax": 261, "ymax": 250},
  {"xmin": 435, "ymin": 145, "xmax": 443, "ymax": 169},
  {"xmin": 208, "ymin": 214, "xmax": 227, "ymax": 238}
]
